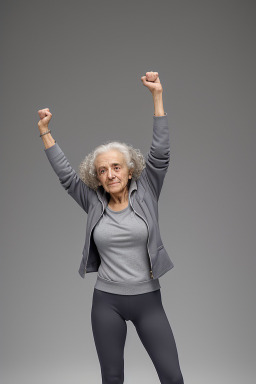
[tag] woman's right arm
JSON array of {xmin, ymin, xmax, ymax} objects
[
  {"xmin": 38, "ymin": 108, "xmax": 92, "ymax": 213},
  {"xmin": 38, "ymin": 108, "xmax": 56, "ymax": 149}
]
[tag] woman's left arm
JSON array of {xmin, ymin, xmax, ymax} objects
[{"xmin": 141, "ymin": 72, "xmax": 170, "ymax": 200}]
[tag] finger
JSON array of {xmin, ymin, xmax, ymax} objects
[
  {"xmin": 38, "ymin": 110, "xmax": 45, "ymax": 118},
  {"xmin": 149, "ymin": 71, "xmax": 158, "ymax": 76},
  {"xmin": 38, "ymin": 108, "xmax": 50, "ymax": 114},
  {"xmin": 38, "ymin": 111, "xmax": 46, "ymax": 119},
  {"xmin": 38, "ymin": 109, "xmax": 43, "ymax": 115},
  {"xmin": 141, "ymin": 75, "xmax": 148, "ymax": 86},
  {"xmin": 146, "ymin": 71, "xmax": 158, "ymax": 80},
  {"xmin": 38, "ymin": 108, "xmax": 50, "ymax": 118},
  {"xmin": 44, "ymin": 111, "xmax": 52, "ymax": 120}
]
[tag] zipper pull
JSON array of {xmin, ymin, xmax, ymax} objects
[{"xmin": 150, "ymin": 270, "xmax": 154, "ymax": 279}]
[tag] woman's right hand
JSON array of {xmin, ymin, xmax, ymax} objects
[{"xmin": 38, "ymin": 108, "xmax": 52, "ymax": 131}]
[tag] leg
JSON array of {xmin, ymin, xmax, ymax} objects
[
  {"xmin": 91, "ymin": 289, "xmax": 128, "ymax": 384},
  {"xmin": 131, "ymin": 290, "xmax": 184, "ymax": 384}
]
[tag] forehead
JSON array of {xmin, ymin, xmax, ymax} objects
[{"xmin": 95, "ymin": 150, "xmax": 125, "ymax": 167}]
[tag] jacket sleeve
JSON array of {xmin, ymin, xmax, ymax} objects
[
  {"xmin": 145, "ymin": 113, "xmax": 170, "ymax": 201},
  {"xmin": 44, "ymin": 142, "xmax": 91, "ymax": 214}
]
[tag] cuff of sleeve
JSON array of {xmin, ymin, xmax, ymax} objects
[
  {"xmin": 44, "ymin": 142, "xmax": 62, "ymax": 160},
  {"xmin": 153, "ymin": 112, "xmax": 168, "ymax": 129},
  {"xmin": 153, "ymin": 112, "xmax": 167, "ymax": 118}
]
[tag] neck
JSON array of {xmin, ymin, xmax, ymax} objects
[
  {"xmin": 109, "ymin": 187, "xmax": 129, "ymax": 206},
  {"xmin": 108, "ymin": 179, "xmax": 131, "ymax": 206}
]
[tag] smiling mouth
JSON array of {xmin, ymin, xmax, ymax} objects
[{"xmin": 109, "ymin": 182, "xmax": 119, "ymax": 185}]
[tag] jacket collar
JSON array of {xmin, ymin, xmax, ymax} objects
[{"xmin": 96, "ymin": 178, "xmax": 137, "ymax": 210}]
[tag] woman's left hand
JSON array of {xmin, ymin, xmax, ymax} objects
[{"xmin": 141, "ymin": 71, "xmax": 163, "ymax": 95}]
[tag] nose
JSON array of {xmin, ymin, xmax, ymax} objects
[{"xmin": 107, "ymin": 168, "xmax": 115, "ymax": 179}]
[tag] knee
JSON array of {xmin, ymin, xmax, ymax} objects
[
  {"xmin": 171, "ymin": 372, "xmax": 184, "ymax": 384},
  {"xmin": 102, "ymin": 370, "xmax": 124, "ymax": 384},
  {"xmin": 161, "ymin": 371, "xmax": 184, "ymax": 384}
]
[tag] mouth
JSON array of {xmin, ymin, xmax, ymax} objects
[{"xmin": 108, "ymin": 182, "xmax": 119, "ymax": 185}]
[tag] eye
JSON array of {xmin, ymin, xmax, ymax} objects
[{"xmin": 114, "ymin": 166, "xmax": 120, "ymax": 170}]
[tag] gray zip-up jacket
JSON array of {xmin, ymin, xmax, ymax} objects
[{"xmin": 44, "ymin": 113, "xmax": 174, "ymax": 280}]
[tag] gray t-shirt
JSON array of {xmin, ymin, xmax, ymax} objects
[{"xmin": 93, "ymin": 201, "xmax": 161, "ymax": 295}]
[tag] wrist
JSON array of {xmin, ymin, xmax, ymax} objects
[
  {"xmin": 40, "ymin": 130, "xmax": 51, "ymax": 137},
  {"xmin": 152, "ymin": 91, "xmax": 163, "ymax": 99},
  {"xmin": 38, "ymin": 125, "xmax": 49, "ymax": 133},
  {"xmin": 40, "ymin": 131, "xmax": 56, "ymax": 149}
]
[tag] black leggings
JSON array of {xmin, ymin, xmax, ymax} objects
[{"xmin": 91, "ymin": 288, "xmax": 184, "ymax": 384}]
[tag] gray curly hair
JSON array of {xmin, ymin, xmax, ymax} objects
[{"xmin": 78, "ymin": 141, "xmax": 146, "ymax": 191}]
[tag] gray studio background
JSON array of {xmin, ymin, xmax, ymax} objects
[{"xmin": 1, "ymin": 1, "xmax": 255, "ymax": 383}]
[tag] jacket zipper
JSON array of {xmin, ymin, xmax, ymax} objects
[
  {"xmin": 84, "ymin": 196, "xmax": 104, "ymax": 274},
  {"xmin": 129, "ymin": 194, "xmax": 154, "ymax": 279}
]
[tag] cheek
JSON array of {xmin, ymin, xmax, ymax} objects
[{"xmin": 121, "ymin": 172, "xmax": 129, "ymax": 181}]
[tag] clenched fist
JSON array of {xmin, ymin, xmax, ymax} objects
[
  {"xmin": 37, "ymin": 108, "xmax": 52, "ymax": 131},
  {"xmin": 141, "ymin": 71, "xmax": 163, "ymax": 94}
]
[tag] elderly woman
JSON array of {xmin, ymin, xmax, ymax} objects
[{"xmin": 37, "ymin": 71, "xmax": 184, "ymax": 384}]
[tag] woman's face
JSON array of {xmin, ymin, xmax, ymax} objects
[{"xmin": 95, "ymin": 150, "xmax": 133, "ymax": 195}]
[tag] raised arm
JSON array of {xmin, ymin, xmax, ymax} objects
[
  {"xmin": 141, "ymin": 71, "xmax": 165, "ymax": 116},
  {"xmin": 37, "ymin": 108, "xmax": 92, "ymax": 213},
  {"xmin": 38, "ymin": 108, "xmax": 56, "ymax": 149},
  {"xmin": 141, "ymin": 72, "xmax": 170, "ymax": 200}
]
